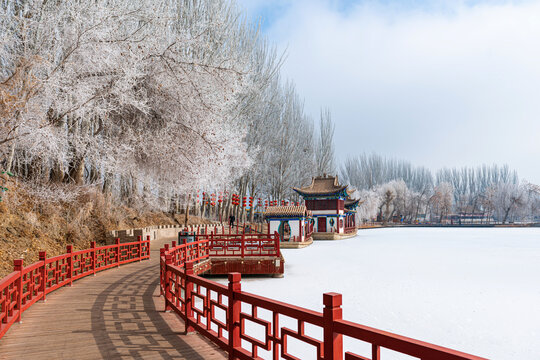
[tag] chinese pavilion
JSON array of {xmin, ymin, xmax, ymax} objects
[
  {"xmin": 293, "ymin": 175, "xmax": 359, "ymax": 239},
  {"xmin": 264, "ymin": 206, "xmax": 314, "ymax": 248}
]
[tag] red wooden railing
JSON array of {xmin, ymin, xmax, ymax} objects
[
  {"xmin": 188, "ymin": 223, "xmax": 266, "ymax": 236},
  {"xmin": 208, "ymin": 233, "xmax": 280, "ymax": 257},
  {"xmin": 160, "ymin": 240, "xmax": 488, "ymax": 360},
  {"xmin": 0, "ymin": 236, "xmax": 150, "ymax": 339},
  {"xmin": 344, "ymin": 226, "xmax": 356, "ymax": 234}
]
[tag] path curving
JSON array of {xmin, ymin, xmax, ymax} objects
[{"xmin": 0, "ymin": 237, "xmax": 226, "ymax": 360}]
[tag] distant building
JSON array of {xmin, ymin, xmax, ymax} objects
[
  {"xmin": 264, "ymin": 205, "xmax": 313, "ymax": 247},
  {"xmin": 444, "ymin": 212, "xmax": 494, "ymax": 224},
  {"xmin": 293, "ymin": 175, "xmax": 359, "ymax": 239}
]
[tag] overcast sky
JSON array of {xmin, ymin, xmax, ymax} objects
[{"xmin": 237, "ymin": 0, "xmax": 540, "ymax": 183}]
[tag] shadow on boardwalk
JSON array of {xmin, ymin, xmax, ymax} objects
[{"xmin": 0, "ymin": 239, "xmax": 226, "ymax": 360}]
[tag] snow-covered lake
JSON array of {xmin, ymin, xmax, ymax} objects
[{"xmin": 219, "ymin": 228, "xmax": 540, "ymax": 359}]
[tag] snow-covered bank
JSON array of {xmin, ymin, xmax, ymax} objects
[{"xmin": 220, "ymin": 228, "xmax": 540, "ymax": 359}]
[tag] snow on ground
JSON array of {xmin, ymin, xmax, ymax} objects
[{"xmin": 216, "ymin": 228, "xmax": 540, "ymax": 359}]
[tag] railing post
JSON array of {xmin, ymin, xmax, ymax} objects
[
  {"xmin": 228, "ymin": 272, "xmax": 241, "ymax": 359},
  {"xmin": 66, "ymin": 245, "xmax": 73, "ymax": 287},
  {"xmin": 372, "ymin": 344, "xmax": 381, "ymax": 360},
  {"xmin": 91, "ymin": 241, "xmax": 97, "ymax": 276},
  {"xmin": 138, "ymin": 235, "xmax": 142, "ymax": 262},
  {"xmin": 323, "ymin": 293, "xmax": 343, "ymax": 360},
  {"xmin": 160, "ymin": 248, "xmax": 165, "ymax": 296},
  {"xmin": 164, "ymin": 254, "xmax": 173, "ymax": 312},
  {"xmin": 116, "ymin": 238, "xmax": 120, "ymax": 267},
  {"xmin": 185, "ymin": 261, "xmax": 195, "ymax": 333},
  {"xmin": 241, "ymin": 233, "xmax": 245, "ymax": 258},
  {"xmin": 14, "ymin": 259, "xmax": 23, "ymax": 323},
  {"xmin": 39, "ymin": 251, "xmax": 47, "ymax": 302}
]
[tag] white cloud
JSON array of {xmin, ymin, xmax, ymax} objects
[{"xmin": 251, "ymin": 0, "xmax": 540, "ymax": 182}]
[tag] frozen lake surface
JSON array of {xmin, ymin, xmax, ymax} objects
[{"xmin": 218, "ymin": 228, "xmax": 540, "ymax": 359}]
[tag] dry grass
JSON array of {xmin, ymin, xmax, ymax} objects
[{"xmin": 0, "ymin": 180, "xmax": 209, "ymax": 278}]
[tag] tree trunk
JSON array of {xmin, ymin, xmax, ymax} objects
[
  {"xmin": 184, "ymin": 194, "xmax": 191, "ymax": 225},
  {"xmin": 50, "ymin": 160, "xmax": 65, "ymax": 183},
  {"xmin": 502, "ymin": 206, "xmax": 512, "ymax": 224},
  {"xmin": 6, "ymin": 141, "xmax": 16, "ymax": 173},
  {"xmin": 103, "ymin": 171, "xmax": 113, "ymax": 194},
  {"xmin": 68, "ymin": 157, "xmax": 85, "ymax": 185}
]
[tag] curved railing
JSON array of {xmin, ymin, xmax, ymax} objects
[
  {"xmin": 0, "ymin": 236, "xmax": 150, "ymax": 338},
  {"xmin": 160, "ymin": 239, "xmax": 488, "ymax": 360}
]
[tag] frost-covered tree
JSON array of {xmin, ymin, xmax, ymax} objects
[
  {"xmin": 429, "ymin": 182, "xmax": 454, "ymax": 223},
  {"xmin": 0, "ymin": 0, "xmax": 314, "ymax": 211},
  {"xmin": 341, "ymin": 153, "xmax": 433, "ymax": 192},
  {"xmin": 492, "ymin": 182, "xmax": 525, "ymax": 224},
  {"xmin": 315, "ymin": 108, "xmax": 335, "ymax": 176}
]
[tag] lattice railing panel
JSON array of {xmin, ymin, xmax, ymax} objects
[{"xmin": 0, "ymin": 237, "xmax": 150, "ymax": 340}]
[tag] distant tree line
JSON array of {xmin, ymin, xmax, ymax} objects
[{"xmin": 341, "ymin": 154, "xmax": 540, "ymax": 224}]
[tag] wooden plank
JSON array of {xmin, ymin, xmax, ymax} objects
[{"xmin": 0, "ymin": 237, "xmax": 226, "ymax": 360}]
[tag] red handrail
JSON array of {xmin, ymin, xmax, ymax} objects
[
  {"xmin": 0, "ymin": 236, "xmax": 150, "ymax": 339},
  {"xmin": 193, "ymin": 231, "xmax": 281, "ymax": 258},
  {"xmin": 160, "ymin": 240, "xmax": 488, "ymax": 360}
]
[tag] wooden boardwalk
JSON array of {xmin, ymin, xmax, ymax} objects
[{"xmin": 0, "ymin": 237, "xmax": 226, "ymax": 360}]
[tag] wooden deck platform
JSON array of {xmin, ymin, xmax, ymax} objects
[{"xmin": 0, "ymin": 237, "xmax": 226, "ymax": 360}]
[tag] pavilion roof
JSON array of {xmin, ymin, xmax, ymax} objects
[
  {"xmin": 264, "ymin": 206, "xmax": 311, "ymax": 218},
  {"xmin": 293, "ymin": 175, "xmax": 348, "ymax": 197},
  {"xmin": 345, "ymin": 198, "xmax": 363, "ymax": 209}
]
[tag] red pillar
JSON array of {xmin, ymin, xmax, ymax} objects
[
  {"xmin": 115, "ymin": 238, "xmax": 120, "ymax": 267},
  {"xmin": 228, "ymin": 272, "xmax": 241, "ymax": 359},
  {"xmin": 274, "ymin": 232, "xmax": 280, "ymax": 256},
  {"xmin": 91, "ymin": 241, "xmax": 97, "ymax": 276},
  {"xmin": 14, "ymin": 259, "xmax": 23, "ymax": 323},
  {"xmin": 67, "ymin": 245, "xmax": 73, "ymax": 287},
  {"xmin": 39, "ymin": 251, "xmax": 47, "ymax": 302},
  {"xmin": 159, "ymin": 248, "xmax": 165, "ymax": 296},
  {"xmin": 185, "ymin": 262, "xmax": 195, "ymax": 333},
  {"xmin": 372, "ymin": 344, "xmax": 381, "ymax": 360},
  {"xmin": 164, "ymin": 254, "xmax": 172, "ymax": 312},
  {"xmin": 323, "ymin": 292, "xmax": 343, "ymax": 360},
  {"xmin": 241, "ymin": 234, "xmax": 245, "ymax": 258},
  {"xmin": 138, "ymin": 235, "xmax": 142, "ymax": 261}
]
